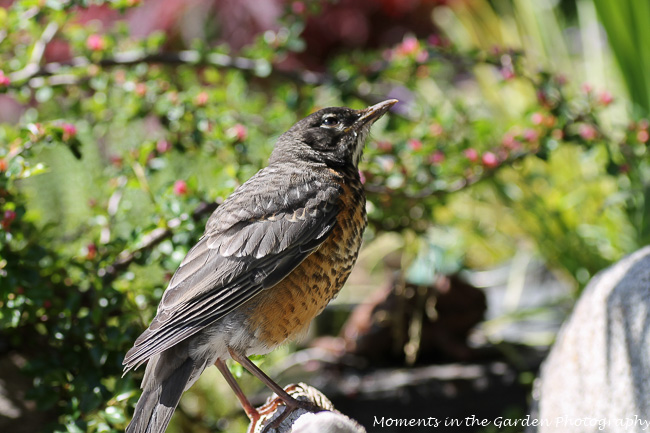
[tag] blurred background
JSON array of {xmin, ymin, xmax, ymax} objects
[{"xmin": 1, "ymin": 0, "xmax": 649, "ymax": 432}]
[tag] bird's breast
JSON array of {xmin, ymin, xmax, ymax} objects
[{"xmin": 245, "ymin": 179, "xmax": 367, "ymax": 348}]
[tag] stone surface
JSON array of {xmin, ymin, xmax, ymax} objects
[
  {"xmin": 291, "ymin": 411, "xmax": 366, "ymax": 433},
  {"xmin": 531, "ymin": 246, "xmax": 650, "ymax": 432}
]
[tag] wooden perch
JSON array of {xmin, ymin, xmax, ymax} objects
[{"xmin": 248, "ymin": 383, "xmax": 366, "ymax": 433}]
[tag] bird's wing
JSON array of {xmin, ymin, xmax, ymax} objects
[{"xmin": 123, "ymin": 166, "xmax": 341, "ymax": 371}]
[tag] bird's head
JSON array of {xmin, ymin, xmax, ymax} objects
[{"xmin": 270, "ymin": 99, "xmax": 398, "ymax": 169}]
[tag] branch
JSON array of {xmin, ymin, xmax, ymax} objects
[
  {"xmin": 9, "ymin": 48, "xmax": 327, "ymax": 89},
  {"xmin": 10, "ymin": 22, "xmax": 59, "ymax": 82},
  {"xmin": 99, "ymin": 200, "xmax": 218, "ymax": 282},
  {"xmin": 364, "ymin": 150, "xmax": 534, "ymax": 200}
]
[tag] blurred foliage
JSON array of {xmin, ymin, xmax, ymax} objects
[
  {"xmin": 594, "ymin": 0, "xmax": 650, "ymax": 114},
  {"xmin": 0, "ymin": 0, "xmax": 649, "ymax": 432}
]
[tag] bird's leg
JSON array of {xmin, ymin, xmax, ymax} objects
[
  {"xmin": 228, "ymin": 349, "xmax": 322, "ymax": 425},
  {"xmin": 215, "ymin": 359, "xmax": 260, "ymax": 423}
]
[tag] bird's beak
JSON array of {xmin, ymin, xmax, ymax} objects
[{"xmin": 351, "ymin": 99, "xmax": 398, "ymax": 130}]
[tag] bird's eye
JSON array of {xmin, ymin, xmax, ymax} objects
[{"xmin": 321, "ymin": 116, "xmax": 340, "ymax": 127}]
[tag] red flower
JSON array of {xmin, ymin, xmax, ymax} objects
[
  {"xmin": 135, "ymin": 83, "xmax": 147, "ymax": 97},
  {"xmin": 109, "ymin": 155, "xmax": 123, "ymax": 168},
  {"xmin": 376, "ymin": 140, "xmax": 392, "ymax": 151},
  {"xmin": 522, "ymin": 128, "xmax": 539, "ymax": 142},
  {"xmin": 429, "ymin": 123, "xmax": 444, "ymax": 137},
  {"xmin": 500, "ymin": 67, "xmax": 515, "ymax": 81},
  {"xmin": 62, "ymin": 123, "xmax": 76, "ymax": 141},
  {"xmin": 598, "ymin": 90, "xmax": 613, "ymax": 106},
  {"xmin": 86, "ymin": 243, "xmax": 97, "ymax": 260},
  {"xmin": 173, "ymin": 180, "xmax": 188, "ymax": 196},
  {"xmin": 86, "ymin": 34, "xmax": 106, "ymax": 51},
  {"xmin": 292, "ymin": 1, "xmax": 306, "ymax": 14},
  {"xmin": 195, "ymin": 92, "xmax": 209, "ymax": 107},
  {"xmin": 229, "ymin": 124, "xmax": 248, "ymax": 142},
  {"xmin": 531, "ymin": 112, "xmax": 544, "ymax": 125},
  {"xmin": 481, "ymin": 152, "xmax": 499, "ymax": 169},
  {"xmin": 156, "ymin": 140, "xmax": 172, "ymax": 153},
  {"xmin": 428, "ymin": 34, "xmax": 445, "ymax": 47},
  {"xmin": 429, "ymin": 150, "xmax": 445, "ymax": 165},
  {"xmin": 2, "ymin": 210, "xmax": 16, "ymax": 230},
  {"xmin": 397, "ymin": 36, "xmax": 419, "ymax": 56},
  {"xmin": 464, "ymin": 148, "xmax": 479, "ymax": 162},
  {"xmin": 407, "ymin": 138, "xmax": 422, "ymax": 151},
  {"xmin": 579, "ymin": 124, "xmax": 597, "ymax": 141},
  {"xmin": 502, "ymin": 133, "xmax": 521, "ymax": 150},
  {"xmin": 0, "ymin": 71, "xmax": 10, "ymax": 87}
]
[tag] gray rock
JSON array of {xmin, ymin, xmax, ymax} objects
[{"xmin": 531, "ymin": 246, "xmax": 650, "ymax": 432}]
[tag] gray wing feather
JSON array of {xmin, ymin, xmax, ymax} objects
[{"xmin": 123, "ymin": 167, "xmax": 341, "ymax": 371}]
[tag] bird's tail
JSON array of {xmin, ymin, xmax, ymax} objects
[{"xmin": 126, "ymin": 343, "xmax": 204, "ymax": 433}]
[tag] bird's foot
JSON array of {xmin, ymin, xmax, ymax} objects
[{"xmin": 247, "ymin": 383, "xmax": 331, "ymax": 433}]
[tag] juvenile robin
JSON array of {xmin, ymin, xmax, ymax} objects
[{"xmin": 123, "ymin": 99, "xmax": 397, "ymax": 433}]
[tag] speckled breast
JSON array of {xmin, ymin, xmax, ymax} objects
[{"xmin": 247, "ymin": 179, "xmax": 367, "ymax": 348}]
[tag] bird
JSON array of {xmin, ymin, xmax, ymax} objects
[{"xmin": 122, "ymin": 99, "xmax": 398, "ymax": 433}]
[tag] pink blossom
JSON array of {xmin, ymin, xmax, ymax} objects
[
  {"xmin": 110, "ymin": 156, "xmax": 123, "ymax": 168},
  {"xmin": 3, "ymin": 210, "xmax": 16, "ymax": 223},
  {"xmin": 502, "ymin": 133, "xmax": 521, "ymax": 150},
  {"xmin": 522, "ymin": 128, "xmax": 539, "ymax": 142},
  {"xmin": 62, "ymin": 123, "xmax": 76, "ymax": 140},
  {"xmin": 398, "ymin": 37, "xmax": 419, "ymax": 56},
  {"xmin": 598, "ymin": 90, "xmax": 613, "ymax": 106},
  {"xmin": 637, "ymin": 130, "xmax": 649, "ymax": 143},
  {"xmin": 531, "ymin": 112, "xmax": 544, "ymax": 125},
  {"xmin": 464, "ymin": 148, "xmax": 479, "ymax": 162},
  {"xmin": 86, "ymin": 34, "xmax": 106, "ymax": 51},
  {"xmin": 579, "ymin": 124, "xmax": 597, "ymax": 141},
  {"xmin": 135, "ymin": 83, "xmax": 147, "ymax": 97},
  {"xmin": 429, "ymin": 123, "xmax": 443, "ymax": 137},
  {"xmin": 482, "ymin": 152, "xmax": 499, "ymax": 169},
  {"xmin": 429, "ymin": 150, "xmax": 445, "ymax": 164},
  {"xmin": 375, "ymin": 140, "xmax": 392, "ymax": 152},
  {"xmin": 195, "ymin": 91, "xmax": 209, "ymax": 107},
  {"xmin": 500, "ymin": 67, "xmax": 515, "ymax": 81},
  {"xmin": 173, "ymin": 180, "xmax": 188, "ymax": 196},
  {"xmin": 581, "ymin": 82, "xmax": 593, "ymax": 94},
  {"xmin": 229, "ymin": 124, "xmax": 248, "ymax": 142},
  {"xmin": 156, "ymin": 140, "xmax": 172, "ymax": 153},
  {"xmin": 292, "ymin": 1, "xmax": 306, "ymax": 14},
  {"xmin": 428, "ymin": 34, "xmax": 443, "ymax": 47},
  {"xmin": 86, "ymin": 243, "xmax": 97, "ymax": 260},
  {"xmin": 2, "ymin": 210, "xmax": 16, "ymax": 231},
  {"xmin": 407, "ymin": 138, "xmax": 423, "ymax": 151},
  {"xmin": 0, "ymin": 71, "xmax": 10, "ymax": 87}
]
